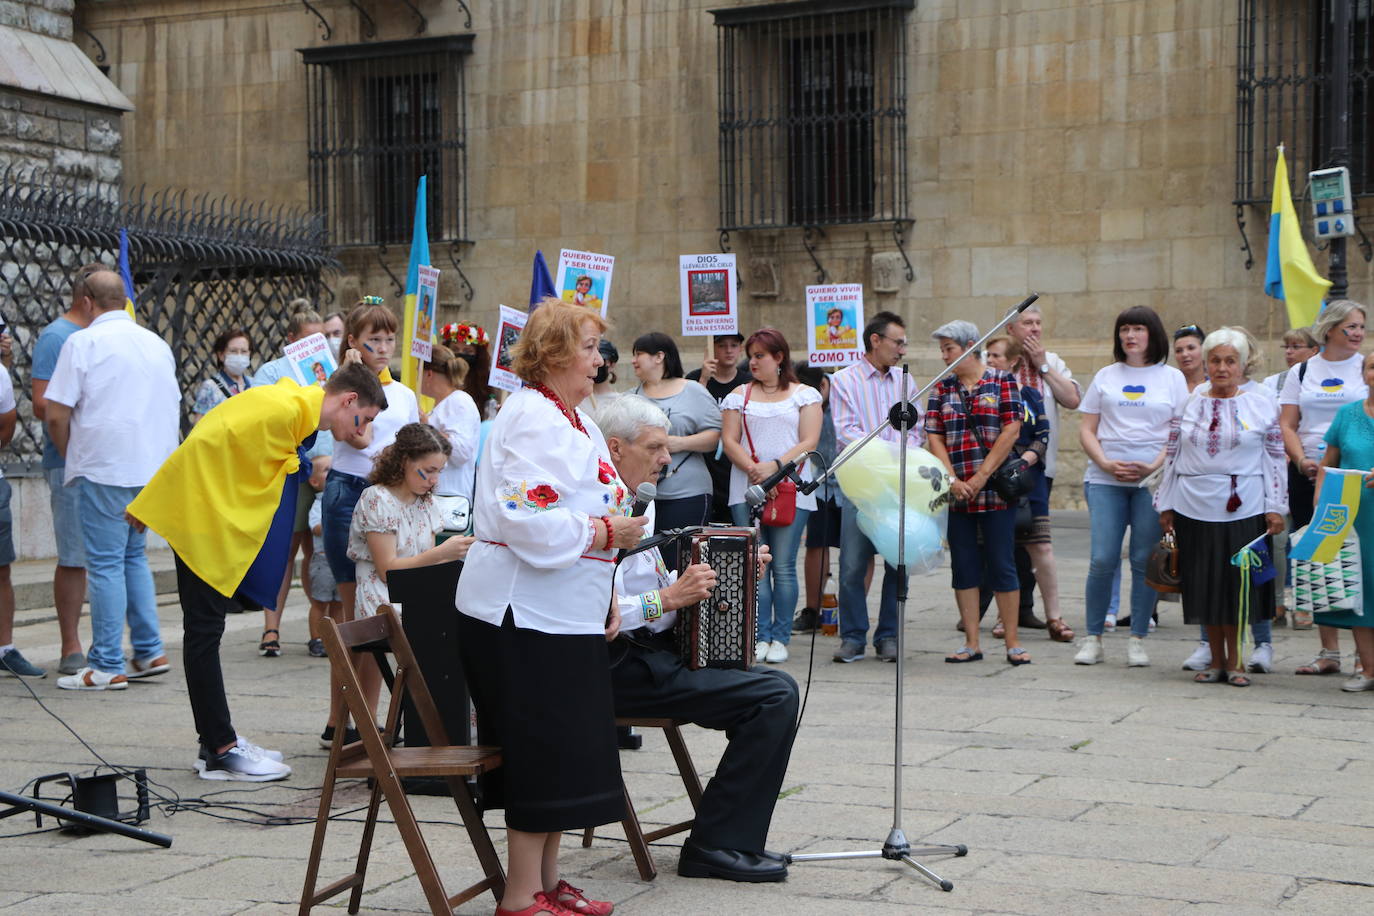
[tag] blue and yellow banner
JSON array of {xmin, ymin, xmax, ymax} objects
[
  {"xmin": 401, "ymin": 175, "xmax": 433, "ymax": 411},
  {"xmin": 1289, "ymin": 467, "xmax": 1364, "ymax": 564},
  {"xmin": 118, "ymin": 228, "xmax": 137, "ymax": 320},
  {"xmin": 1264, "ymin": 145, "xmax": 1331, "ymax": 328}
]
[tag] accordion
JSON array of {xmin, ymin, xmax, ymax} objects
[{"xmin": 673, "ymin": 527, "xmax": 758, "ymax": 670}]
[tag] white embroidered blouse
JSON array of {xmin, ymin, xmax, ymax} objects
[
  {"xmin": 455, "ymin": 388, "xmax": 634, "ymax": 635},
  {"xmin": 1154, "ymin": 390, "xmax": 1288, "ymax": 523}
]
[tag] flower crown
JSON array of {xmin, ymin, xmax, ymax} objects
[{"xmin": 441, "ymin": 322, "xmax": 489, "ymax": 347}]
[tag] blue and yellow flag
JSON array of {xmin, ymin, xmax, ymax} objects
[
  {"xmin": 1264, "ymin": 145, "xmax": 1331, "ymax": 328},
  {"xmin": 1289, "ymin": 467, "xmax": 1364, "ymax": 564},
  {"xmin": 117, "ymin": 228, "xmax": 137, "ymax": 320},
  {"xmin": 400, "ymin": 176, "xmax": 433, "ymax": 411}
]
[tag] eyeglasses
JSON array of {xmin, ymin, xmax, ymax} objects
[{"xmin": 882, "ymin": 335, "xmax": 909, "ymax": 347}]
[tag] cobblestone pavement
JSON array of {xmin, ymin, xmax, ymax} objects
[{"xmin": 1, "ymin": 512, "xmax": 1371, "ymax": 914}]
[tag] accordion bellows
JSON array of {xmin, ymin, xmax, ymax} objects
[{"xmin": 673, "ymin": 527, "xmax": 758, "ymax": 670}]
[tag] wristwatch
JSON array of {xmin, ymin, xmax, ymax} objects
[{"xmin": 1038, "ymin": 362, "xmax": 1050, "ymax": 375}]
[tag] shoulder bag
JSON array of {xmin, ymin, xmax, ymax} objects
[
  {"xmin": 1145, "ymin": 531, "xmax": 1181, "ymax": 593},
  {"xmin": 741, "ymin": 383, "xmax": 798, "ymax": 528}
]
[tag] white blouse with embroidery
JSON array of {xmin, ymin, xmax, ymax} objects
[
  {"xmin": 455, "ymin": 388, "xmax": 634, "ymax": 635},
  {"xmin": 612, "ymin": 505, "xmax": 679, "ymax": 634},
  {"xmin": 1153, "ymin": 390, "xmax": 1288, "ymax": 523}
]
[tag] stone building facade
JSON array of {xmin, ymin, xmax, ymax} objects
[{"xmin": 74, "ymin": 0, "xmax": 1374, "ymax": 504}]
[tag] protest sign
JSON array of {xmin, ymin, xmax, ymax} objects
[
  {"xmin": 805, "ymin": 283, "xmax": 865, "ymax": 367},
  {"xmin": 555, "ymin": 248, "xmax": 614, "ymax": 317},
  {"xmin": 285, "ymin": 332, "xmax": 337, "ymax": 387},
  {"xmin": 410, "ymin": 265, "xmax": 440, "ymax": 361},
  {"xmin": 489, "ymin": 305, "xmax": 529, "ymax": 393},
  {"xmin": 678, "ymin": 253, "xmax": 738, "ymax": 336}
]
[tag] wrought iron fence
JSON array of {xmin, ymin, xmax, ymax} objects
[{"xmin": 0, "ymin": 167, "xmax": 338, "ymax": 473}]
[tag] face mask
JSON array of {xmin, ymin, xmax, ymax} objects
[
  {"xmin": 594, "ymin": 365, "xmax": 609, "ymax": 385},
  {"xmin": 224, "ymin": 354, "xmax": 250, "ymax": 375},
  {"xmin": 456, "ymin": 352, "xmax": 477, "ymax": 368},
  {"xmin": 326, "ymin": 336, "xmax": 342, "ymax": 361}
]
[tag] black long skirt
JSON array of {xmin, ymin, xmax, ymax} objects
[
  {"xmin": 456, "ymin": 608, "xmax": 624, "ymax": 833},
  {"xmin": 1175, "ymin": 512, "xmax": 1275, "ymax": 627}
]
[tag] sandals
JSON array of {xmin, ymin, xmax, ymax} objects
[
  {"xmin": 1295, "ymin": 650, "xmax": 1341, "ymax": 675},
  {"xmin": 992, "ymin": 620, "xmax": 1006, "ymax": 639},
  {"xmin": 258, "ymin": 629, "xmax": 282, "ymax": 658},
  {"xmin": 944, "ymin": 647, "xmax": 984, "ymax": 663},
  {"xmin": 1047, "ymin": 618, "xmax": 1075, "ymax": 642},
  {"xmin": 1291, "ymin": 609, "xmax": 1314, "ymax": 630},
  {"xmin": 1193, "ymin": 668, "xmax": 1224, "ymax": 683},
  {"xmin": 1226, "ymin": 670, "xmax": 1251, "ymax": 687},
  {"xmin": 1006, "ymin": 647, "xmax": 1032, "ymax": 666},
  {"xmin": 550, "ymin": 880, "xmax": 614, "ymax": 916}
]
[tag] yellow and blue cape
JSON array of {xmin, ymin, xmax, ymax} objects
[{"xmin": 128, "ymin": 378, "xmax": 325, "ymax": 607}]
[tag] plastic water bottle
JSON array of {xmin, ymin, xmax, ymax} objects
[{"xmin": 820, "ymin": 585, "xmax": 838, "ymax": 636}]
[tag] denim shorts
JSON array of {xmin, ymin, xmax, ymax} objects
[
  {"xmin": 947, "ymin": 507, "xmax": 1017, "ymax": 592},
  {"xmin": 46, "ymin": 467, "xmax": 84, "ymax": 567},
  {"xmin": 323, "ymin": 469, "xmax": 370, "ymax": 584},
  {"xmin": 0, "ymin": 478, "xmax": 14, "ymax": 567}
]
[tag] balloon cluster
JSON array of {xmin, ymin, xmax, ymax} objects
[{"xmin": 834, "ymin": 438, "xmax": 949, "ymax": 572}]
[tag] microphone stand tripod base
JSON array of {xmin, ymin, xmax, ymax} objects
[{"xmin": 788, "ymin": 818, "xmax": 967, "ymax": 892}]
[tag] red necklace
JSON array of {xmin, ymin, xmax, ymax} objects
[{"xmin": 530, "ymin": 383, "xmax": 587, "ymax": 437}]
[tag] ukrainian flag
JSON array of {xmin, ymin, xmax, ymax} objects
[
  {"xmin": 400, "ymin": 176, "xmax": 433, "ymax": 411},
  {"xmin": 1290, "ymin": 467, "xmax": 1364, "ymax": 564},
  {"xmin": 118, "ymin": 228, "xmax": 137, "ymax": 321},
  {"xmin": 1264, "ymin": 145, "xmax": 1331, "ymax": 329}
]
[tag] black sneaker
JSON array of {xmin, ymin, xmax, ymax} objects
[
  {"xmin": 791, "ymin": 607, "xmax": 819, "ymax": 633},
  {"xmin": 319, "ymin": 725, "xmax": 361, "ymax": 749},
  {"xmin": 307, "ymin": 638, "xmax": 327, "ymax": 658}
]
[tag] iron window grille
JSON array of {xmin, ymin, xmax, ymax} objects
[
  {"xmin": 712, "ymin": 0, "xmax": 913, "ymax": 231},
  {"xmin": 302, "ymin": 35, "xmax": 472, "ymax": 248},
  {"xmin": 1235, "ymin": 0, "xmax": 1374, "ymax": 206}
]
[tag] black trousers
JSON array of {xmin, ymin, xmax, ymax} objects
[
  {"xmin": 176, "ymin": 554, "xmax": 239, "ymax": 754},
  {"xmin": 609, "ymin": 638, "xmax": 798, "ymax": 853}
]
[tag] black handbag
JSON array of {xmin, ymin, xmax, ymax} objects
[{"xmin": 990, "ymin": 457, "xmax": 1034, "ymax": 502}]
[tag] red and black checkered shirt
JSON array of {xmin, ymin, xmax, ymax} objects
[{"xmin": 924, "ymin": 369, "xmax": 1022, "ymax": 513}]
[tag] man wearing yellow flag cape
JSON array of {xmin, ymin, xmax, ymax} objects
[{"xmin": 127, "ymin": 363, "xmax": 387, "ymax": 781}]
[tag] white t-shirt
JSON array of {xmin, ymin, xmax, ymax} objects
[
  {"xmin": 1079, "ymin": 362, "xmax": 1189, "ymax": 487},
  {"xmin": 1279, "ymin": 352, "xmax": 1368, "ymax": 460},
  {"xmin": 330, "ymin": 379, "xmax": 420, "ymax": 479},
  {"xmin": 427, "ymin": 390, "xmax": 481, "ymax": 498}
]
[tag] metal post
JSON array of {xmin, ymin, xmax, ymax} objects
[{"xmin": 1329, "ymin": 0, "xmax": 1351, "ymax": 299}]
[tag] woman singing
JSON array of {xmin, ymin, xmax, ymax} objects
[{"xmin": 456, "ymin": 299, "xmax": 647, "ymax": 916}]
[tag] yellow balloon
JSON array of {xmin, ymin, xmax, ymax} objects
[{"xmin": 834, "ymin": 438, "xmax": 951, "ymax": 517}]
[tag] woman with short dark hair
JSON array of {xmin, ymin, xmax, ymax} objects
[
  {"xmin": 1075, "ymin": 305, "xmax": 1188, "ymax": 668},
  {"xmin": 629, "ymin": 332, "xmax": 721, "ymax": 568},
  {"xmin": 192, "ymin": 327, "xmax": 254, "ymax": 425}
]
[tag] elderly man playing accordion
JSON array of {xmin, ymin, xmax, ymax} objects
[{"xmin": 597, "ymin": 394, "xmax": 800, "ymax": 883}]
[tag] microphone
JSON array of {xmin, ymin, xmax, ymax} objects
[
  {"xmin": 630, "ymin": 481, "xmax": 657, "ymax": 518},
  {"xmin": 744, "ymin": 459, "xmax": 800, "ymax": 508}
]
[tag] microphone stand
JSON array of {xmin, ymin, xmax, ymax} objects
[{"xmin": 787, "ymin": 293, "xmax": 1039, "ymax": 892}]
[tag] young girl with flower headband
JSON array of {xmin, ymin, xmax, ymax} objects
[
  {"xmin": 442, "ymin": 321, "xmax": 500, "ymax": 419},
  {"xmin": 319, "ymin": 297, "xmax": 420, "ymax": 746}
]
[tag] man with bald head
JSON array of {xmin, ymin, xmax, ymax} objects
[{"xmin": 45, "ymin": 268, "xmax": 181, "ymax": 691}]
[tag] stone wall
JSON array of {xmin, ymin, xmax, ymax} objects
[
  {"xmin": 77, "ymin": 0, "xmax": 1374, "ymax": 509},
  {"xmin": 0, "ymin": 0, "xmax": 74, "ymax": 40},
  {"xmin": 0, "ymin": 93, "xmax": 121, "ymax": 193}
]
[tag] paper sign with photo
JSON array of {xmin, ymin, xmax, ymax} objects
[
  {"xmin": 489, "ymin": 304, "xmax": 529, "ymax": 393},
  {"xmin": 554, "ymin": 248, "xmax": 614, "ymax": 317},
  {"xmin": 285, "ymin": 332, "xmax": 337, "ymax": 387},
  {"xmin": 411, "ymin": 265, "xmax": 440, "ymax": 361},
  {"xmin": 805, "ymin": 284, "xmax": 865, "ymax": 367},
  {"xmin": 678, "ymin": 253, "xmax": 738, "ymax": 336}
]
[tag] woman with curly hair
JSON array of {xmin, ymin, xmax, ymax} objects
[{"xmin": 346, "ymin": 422, "xmax": 474, "ymax": 711}]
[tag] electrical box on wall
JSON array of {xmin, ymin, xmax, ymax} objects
[{"xmin": 1310, "ymin": 166, "xmax": 1356, "ymax": 239}]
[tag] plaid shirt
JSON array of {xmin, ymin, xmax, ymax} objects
[{"xmin": 925, "ymin": 369, "xmax": 1022, "ymax": 513}]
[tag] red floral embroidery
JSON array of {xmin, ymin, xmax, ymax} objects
[
  {"xmin": 526, "ymin": 484, "xmax": 560, "ymax": 508},
  {"xmin": 598, "ymin": 459, "xmax": 616, "ymax": 484}
]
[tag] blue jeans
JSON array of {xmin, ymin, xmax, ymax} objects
[
  {"xmin": 78, "ymin": 479, "xmax": 161, "ymax": 674},
  {"xmin": 837, "ymin": 500, "xmax": 903, "ymax": 647},
  {"xmin": 730, "ymin": 504, "xmax": 810, "ymax": 645},
  {"xmin": 1084, "ymin": 482, "xmax": 1160, "ymax": 638},
  {"xmin": 323, "ymin": 469, "xmax": 370, "ymax": 584}
]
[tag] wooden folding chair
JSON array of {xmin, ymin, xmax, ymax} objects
[
  {"xmin": 582, "ymin": 717, "xmax": 705, "ymax": 880},
  {"xmin": 300, "ymin": 607, "xmax": 505, "ymax": 915}
]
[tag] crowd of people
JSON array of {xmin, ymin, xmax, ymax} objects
[{"xmin": 5, "ymin": 269, "xmax": 1374, "ymax": 912}]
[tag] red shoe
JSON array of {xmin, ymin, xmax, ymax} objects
[
  {"xmin": 495, "ymin": 891, "xmax": 578, "ymax": 916},
  {"xmin": 551, "ymin": 879, "xmax": 614, "ymax": 915}
]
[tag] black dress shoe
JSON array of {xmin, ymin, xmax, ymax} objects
[
  {"xmin": 678, "ymin": 840, "xmax": 788, "ymax": 882},
  {"xmin": 758, "ymin": 849, "xmax": 792, "ymax": 864}
]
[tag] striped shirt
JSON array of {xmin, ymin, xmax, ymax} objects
[{"xmin": 830, "ymin": 357, "xmax": 925, "ymax": 453}]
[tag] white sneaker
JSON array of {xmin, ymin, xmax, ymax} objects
[
  {"xmin": 194, "ymin": 736, "xmax": 285, "ymax": 774},
  {"xmin": 1074, "ymin": 636, "xmax": 1104, "ymax": 665},
  {"xmin": 198, "ymin": 744, "xmax": 292, "ymax": 782},
  {"xmin": 1340, "ymin": 673, "xmax": 1374, "ymax": 692},
  {"xmin": 1148, "ymin": 617, "xmax": 1157, "ymax": 633},
  {"xmin": 1127, "ymin": 636, "xmax": 1150, "ymax": 667},
  {"xmin": 1182, "ymin": 642, "xmax": 1212, "ymax": 671},
  {"xmin": 1103, "ymin": 614, "xmax": 1117, "ymax": 632},
  {"xmin": 1247, "ymin": 643, "xmax": 1274, "ymax": 674},
  {"xmin": 56, "ymin": 667, "xmax": 128, "ymax": 691},
  {"xmin": 755, "ymin": 641, "xmax": 771, "ymax": 663},
  {"xmin": 765, "ymin": 642, "xmax": 789, "ymax": 664}
]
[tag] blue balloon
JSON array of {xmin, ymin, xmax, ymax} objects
[{"xmin": 856, "ymin": 505, "xmax": 944, "ymax": 573}]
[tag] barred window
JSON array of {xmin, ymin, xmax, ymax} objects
[
  {"xmin": 1235, "ymin": 0, "xmax": 1374, "ymax": 205},
  {"xmin": 302, "ymin": 36, "xmax": 471, "ymax": 247},
  {"xmin": 712, "ymin": 0, "xmax": 913, "ymax": 231}
]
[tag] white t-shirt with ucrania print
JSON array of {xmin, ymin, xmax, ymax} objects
[
  {"xmin": 1079, "ymin": 362, "xmax": 1189, "ymax": 487},
  {"xmin": 1278, "ymin": 352, "xmax": 1368, "ymax": 460}
]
